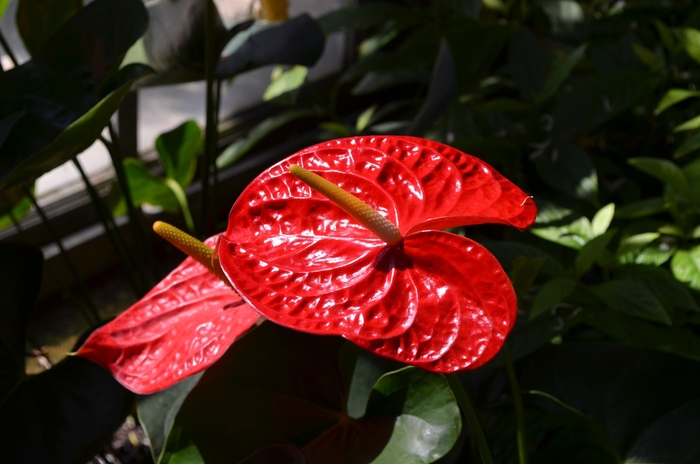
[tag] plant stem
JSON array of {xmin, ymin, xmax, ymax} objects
[
  {"xmin": 503, "ymin": 345, "xmax": 528, "ymax": 464},
  {"xmin": 200, "ymin": 0, "xmax": 218, "ymax": 238},
  {"xmin": 447, "ymin": 373, "xmax": 494, "ymax": 464},
  {"xmin": 23, "ymin": 188, "xmax": 100, "ymax": 324},
  {"xmin": 164, "ymin": 178, "xmax": 195, "ymax": 234},
  {"xmin": 72, "ymin": 157, "xmax": 144, "ymax": 297},
  {"xmin": 0, "ymin": 30, "xmax": 18, "ymax": 67}
]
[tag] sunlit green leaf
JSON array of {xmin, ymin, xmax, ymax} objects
[
  {"xmin": 263, "ymin": 65, "xmax": 308, "ymax": 101},
  {"xmin": 674, "ymin": 114, "xmax": 700, "ymax": 132},
  {"xmin": 616, "ymin": 232, "xmax": 660, "ymax": 259},
  {"xmin": 112, "ymin": 158, "xmax": 179, "ymax": 217},
  {"xmin": 155, "ymin": 120, "xmax": 202, "ymax": 189},
  {"xmin": 671, "ymin": 246, "xmax": 700, "ymax": 291},
  {"xmin": 531, "ymin": 201, "xmax": 592, "ymax": 249},
  {"xmin": 675, "ymin": 27, "xmax": 700, "ymax": 65},
  {"xmin": 591, "ymin": 203, "xmax": 615, "ymax": 237},
  {"xmin": 356, "ymin": 104, "xmax": 378, "ymax": 132},
  {"xmin": 654, "ymin": 88, "xmax": 700, "ymax": 115}
]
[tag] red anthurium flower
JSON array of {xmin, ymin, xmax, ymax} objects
[
  {"xmin": 77, "ymin": 234, "xmax": 259, "ymax": 394},
  {"xmin": 218, "ymin": 136, "xmax": 536, "ymax": 372}
]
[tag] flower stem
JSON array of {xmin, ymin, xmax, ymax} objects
[
  {"xmin": 447, "ymin": 374, "xmax": 494, "ymax": 464},
  {"xmin": 288, "ymin": 164, "xmax": 403, "ymax": 246},
  {"xmin": 503, "ymin": 345, "xmax": 528, "ymax": 464}
]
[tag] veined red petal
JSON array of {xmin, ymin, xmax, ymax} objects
[
  {"xmin": 77, "ymin": 237, "xmax": 259, "ymax": 394},
  {"xmin": 350, "ymin": 231, "xmax": 516, "ymax": 372}
]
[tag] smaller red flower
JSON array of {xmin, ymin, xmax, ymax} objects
[
  {"xmin": 77, "ymin": 235, "xmax": 259, "ymax": 394},
  {"xmin": 218, "ymin": 136, "xmax": 536, "ymax": 372}
]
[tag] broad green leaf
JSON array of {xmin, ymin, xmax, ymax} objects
[
  {"xmin": 674, "ymin": 129, "xmax": 700, "ymax": 159},
  {"xmin": 509, "ymin": 257, "xmax": 547, "ymax": 300},
  {"xmin": 112, "ymin": 158, "xmax": 179, "ymax": 217},
  {"xmin": 624, "ymin": 399, "xmax": 700, "ymax": 464},
  {"xmin": 318, "ymin": 3, "xmax": 422, "ymax": 34},
  {"xmin": 653, "ymin": 19, "xmax": 675, "ymax": 51},
  {"xmin": 482, "ymin": 241, "xmax": 566, "ymax": 277},
  {"xmin": 218, "ymin": 14, "xmax": 325, "ymax": 78},
  {"xmin": 535, "ymin": 140, "xmax": 598, "ymax": 204},
  {"xmin": 0, "ymin": 0, "xmax": 10, "ymax": 19},
  {"xmin": 592, "ymin": 280, "xmax": 672, "ymax": 325},
  {"xmin": 359, "ymin": 28, "xmax": 400, "ymax": 59},
  {"xmin": 614, "ymin": 264, "xmax": 699, "ymax": 313},
  {"xmin": 553, "ymin": 71, "xmax": 658, "ymax": 133},
  {"xmin": 216, "ymin": 108, "xmax": 317, "ymax": 168},
  {"xmin": 674, "ymin": 114, "xmax": 700, "ymax": 132},
  {"xmin": 155, "ymin": 120, "xmax": 202, "ymax": 189},
  {"xmin": 444, "ymin": 17, "xmax": 510, "ymax": 93},
  {"xmin": 263, "ymin": 65, "xmax": 308, "ymax": 101},
  {"xmin": 509, "ymin": 25, "xmax": 548, "ymax": 98},
  {"xmin": 16, "ymin": 0, "xmax": 81, "ymax": 56},
  {"xmin": 356, "ymin": 104, "xmax": 378, "ymax": 132},
  {"xmin": 162, "ymin": 323, "xmax": 460, "ymax": 463},
  {"xmin": 671, "ymin": 246, "xmax": 700, "ymax": 291},
  {"xmin": 654, "ymin": 88, "xmax": 700, "ymax": 115},
  {"xmin": 634, "ymin": 243, "xmax": 676, "ymax": 266},
  {"xmin": 531, "ymin": 202, "xmax": 592, "ymax": 249},
  {"xmin": 407, "ymin": 40, "xmax": 455, "ymax": 136},
  {"xmin": 614, "ymin": 197, "xmax": 666, "ymax": 218},
  {"xmin": 366, "ymin": 368, "xmax": 460, "ymax": 464},
  {"xmin": 628, "ymin": 157, "xmax": 689, "ymax": 194},
  {"xmin": 0, "ymin": 0, "xmax": 149, "ymax": 198},
  {"xmin": 591, "ymin": 203, "xmax": 615, "ymax": 237},
  {"xmin": 539, "ymin": 43, "xmax": 587, "ymax": 102},
  {"xmin": 675, "ymin": 27, "xmax": 700, "ymax": 65},
  {"xmin": 352, "ymin": 69, "xmax": 431, "ymax": 95},
  {"xmin": 138, "ymin": 373, "xmax": 204, "ymax": 463},
  {"xmin": 631, "ymin": 43, "xmax": 662, "ymax": 71},
  {"xmin": 530, "ymin": 278, "xmax": 577, "ymax": 320},
  {"xmin": 0, "ymin": 192, "xmax": 33, "ymax": 232},
  {"xmin": 576, "ymin": 229, "xmax": 616, "ymax": 277},
  {"xmin": 616, "ymin": 232, "xmax": 660, "ymax": 259},
  {"xmin": 483, "ymin": 0, "xmax": 506, "ymax": 12}
]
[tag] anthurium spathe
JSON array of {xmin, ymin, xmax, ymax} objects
[
  {"xmin": 219, "ymin": 136, "xmax": 537, "ymax": 372},
  {"xmin": 77, "ymin": 234, "xmax": 259, "ymax": 394}
]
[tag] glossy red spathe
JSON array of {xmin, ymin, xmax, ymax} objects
[
  {"xmin": 219, "ymin": 136, "xmax": 536, "ymax": 372},
  {"xmin": 77, "ymin": 236, "xmax": 259, "ymax": 394}
]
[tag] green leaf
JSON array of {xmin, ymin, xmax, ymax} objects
[
  {"xmin": 112, "ymin": 158, "xmax": 179, "ymax": 217},
  {"xmin": 576, "ymin": 229, "xmax": 616, "ymax": 277},
  {"xmin": 673, "ymin": 114, "xmax": 700, "ymax": 132},
  {"xmin": 218, "ymin": 14, "xmax": 325, "ymax": 78},
  {"xmin": 138, "ymin": 373, "xmax": 204, "ymax": 463},
  {"xmin": 538, "ymin": 0, "xmax": 584, "ymax": 34},
  {"xmin": 535, "ymin": 140, "xmax": 599, "ymax": 204},
  {"xmin": 162, "ymin": 323, "xmax": 460, "ymax": 464},
  {"xmin": 653, "ymin": 19, "xmax": 676, "ymax": 51},
  {"xmin": 539, "ymin": 43, "xmax": 587, "ymax": 102},
  {"xmin": 356, "ymin": 104, "xmax": 378, "ymax": 132},
  {"xmin": 16, "ymin": 0, "xmax": 81, "ymax": 56},
  {"xmin": 671, "ymin": 246, "xmax": 700, "ymax": 291},
  {"xmin": 509, "ymin": 257, "xmax": 547, "ymax": 300},
  {"xmin": 444, "ymin": 18, "xmax": 510, "ymax": 93},
  {"xmin": 352, "ymin": 69, "xmax": 431, "ymax": 95},
  {"xmin": 614, "ymin": 264, "xmax": 699, "ymax": 313},
  {"xmin": 0, "ymin": 66, "xmax": 151, "ymax": 201},
  {"xmin": 0, "ymin": 0, "xmax": 149, "ymax": 197},
  {"xmin": 654, "ymin": 88, "xmax": 700, "ymax": 115},
  {"xmin": 0, "ymin": 0, "xmax": 10, "ymax": 19},
  {"xmin": 675, "ymin": 27, "xmax": 700, "ymax": 65},
  {"xmin": 531, "ymin": 202, "xmax": 592, "ymax": 249},
  {"xmin": 263, "ymin": 65, "xmax": 308, "ymax": 101},
  {"xmin": 634, "ymin": 243, "xmax": 676, "ymax": 266},
  {"xmin": 591, "ymin": 203, "xmax": 615, "ymax": 237},
  {"xmin": 155, "ymin": 120, "xmax": 202, "ymax": 189},
  {"xmin": 216, "ymin": 108, "xmax": 317, "ymax": 168},
  {"xmin": 592, "ymin": 280, "xmax": 672, "ymax": 325},
  {"xmin": 624, "ymin": 399, "xmax": 700, "ymax": 464},
  {"xmin": 614, "ymin": 197, "xmax": 666, "ymax": 218},
  {"xmin": 628, "ymin": 157, "xmax": 689, "ymax": 194},
  {"xmin": 674, "ymin": 129, "xmax": 700, "ymax": 159},
  {"xmin": 530, "ymin": 278, "xmax": 577, "ymax": 320},
  {"xmin": 365, "ymin": 368, "xmax": 460, "ymax": 464},
  {"xmin": 509, "ymin": 25, "xmax": 548, "ymax": 98},
  {"xmin": 318, "ymin": 3, "xmax": 422, "ymax": 34},
  {"xmin": 0, "ymin": 193, "xmax": 32, "ymax": 232},
  {"xmin": 407, "ymin": 40, "xmax": 455, "ymax": 136},
  {"xmin": 616, "ymin": 232, "xmax": 660, "ymax": 259},
  {"xmin": 553, "ymin": 71, "xmax": 658, "ymax": 133},
  {"xmin": 482, "ymin": 241, "xmax": 566, "ymax": 277},
  {"xmin": 631, "ymin": 43, "xmax": 662, "ymax": 71}
]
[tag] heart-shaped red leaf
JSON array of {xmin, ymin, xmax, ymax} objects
[
  {"xmin": 220, "ymin": 136, "xmax": 535, "ymax": 372},
  {"xmin": 77, "ymin": 237, "xmax": 259, "ymax": 394}
]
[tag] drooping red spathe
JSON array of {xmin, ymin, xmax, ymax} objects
[
  {"xmin": 219, "ymin": 136, "xmax": 536, "ymax": 372},
  {"xmin": 77, "ymin": 236, "xmax": 259, "ymax": 394}
]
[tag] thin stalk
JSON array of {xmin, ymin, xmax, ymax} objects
[
  {"xmin": 0, "ymin": 30, "xmax": 18, "ymax": 67},
  {"xmin": 200, "ymin": 0, "xmax": 218, "ymax": 238},
  {"xmin": 211, "ymin": 78, "xmax": 222, "ymax": 227},
  {"xmin": 503, "ymin": 345, "xmax": 529, "ymax": 464},
  {"xmin": 23, "ymin": 189, "xmax": 100, "ymax": 324},
  {"xmin": 103, "ymin": 125, "xmax": 160, "ymax": 285},
  {"xmin": 447, "ymin": 374, "xmax": 494, "ymax": 464},
  {"xmin": 9, "ymin": 211, "xmax": 89, "ymax": 318},
  {"xmin": 164, "ymin": 178, "xmax": 195, "ymax": 234},
  {"xmin": 72, "ymin": 157, "xmax": 144, "ymax": 297}
]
